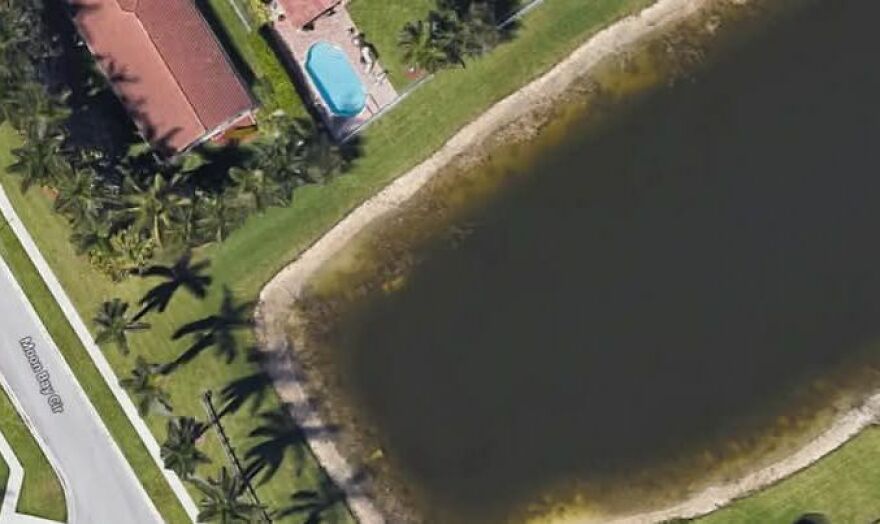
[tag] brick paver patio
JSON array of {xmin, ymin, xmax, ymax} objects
[{"xmin": 273, "ymin": 5, "xmax": 398, "ymax": 138}]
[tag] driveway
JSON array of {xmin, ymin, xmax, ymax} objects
[{"xmin": 0, "ymin": 257, "xmax": 162, "ymax": 523}]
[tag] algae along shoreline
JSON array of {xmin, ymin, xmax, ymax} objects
[{"xmin": 259, "ymin": 0, "xmax": 880, "ymax": 522}]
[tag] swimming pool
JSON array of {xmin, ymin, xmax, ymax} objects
[{"xmin": 305, "ymin": 42, "xmax": 367, "ymax": 118}]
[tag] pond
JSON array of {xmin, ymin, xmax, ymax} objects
[{"xmin": 296, "ymin": 1, "xmax": 880, "ymax": 521}]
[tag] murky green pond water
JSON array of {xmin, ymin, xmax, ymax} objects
[{"xmin": 299, "ymin": 1, "xmax": 880, "ymax": 522}]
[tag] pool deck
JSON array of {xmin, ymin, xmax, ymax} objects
[{"xmin": 273, "ymin": 7, "xmax": 398, "ymax": 138}]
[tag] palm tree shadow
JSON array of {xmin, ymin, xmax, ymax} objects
[
  {"xmin": 244, "ymin": 404, "xmax": 339, "ymax": 486},
  {"xmin": 216, "ymin": 343, "xmax": 311, "ymax": 418},
  {"xmin": 275, "ymin": 474, "xmax": 354, "ymax": 522},
  {"xmin": 217, "ymin": 369, "xmax": 271, "ymax": 419},
  {"xmin": 165, "ymin": 286, "xmax": 253, "ymax": 373},
  {"xmin": 164, "ymin": 332, "xmax": 216, "ymax": 373},
  {"xmin": 135, "ymin": 251, "xmax": 212, "ymax": 320}
]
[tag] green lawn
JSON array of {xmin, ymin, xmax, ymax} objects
[
  {"xmin": 347, "ymin": 0, "xmax": 434, "ymax": 88},
  {"xmin": 0, "ymin": 386, "xmax": 66, "ymax": 521},
  {"xmin": 698, "ymin": 427, "xmax": 880, "ymax": 524},
  {"xmin": 199, "ymin": 0, "xmax": 307, "ymax": 116},
  {"xmin": 0, "ymin": 0, "xmax": 671, "ymax": 521}
]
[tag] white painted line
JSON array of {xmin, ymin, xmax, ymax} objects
[{"xmin": 0, "ymin": 185, "xmax": 199, "ymax": 521}]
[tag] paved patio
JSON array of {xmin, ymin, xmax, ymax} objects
[{"xmin": 273, "ymin": 6, "xmax": 398, "ymax": 138}]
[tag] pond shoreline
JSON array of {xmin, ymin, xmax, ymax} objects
[
  {"xmin": 248, "ymin": 0, "xmax": 812, "ymax": 522},
  {"xmin": 604, "ymin": 392, "xmax": 880, "ymax": 523}
]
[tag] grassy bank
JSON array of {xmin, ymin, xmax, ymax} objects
[
  {"xmin": 699, "ymin": 427, "xmax": 880, "ymax": 523},
  {"xmin": 0, "ymin": 386, "xmax": 66, "ymax": 520},
  {"xmin": 0, "ymin": 0, "xmax": 659, "ymax": 519}
]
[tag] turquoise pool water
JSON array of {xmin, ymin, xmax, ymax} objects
[{"xmin": 306, "ymin": 42, "xmax": 367, "ymax": 118}]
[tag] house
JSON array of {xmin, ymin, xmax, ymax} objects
[{"xmin": 71, "ymin": 0, "xmax": 257, "ymax": 156}]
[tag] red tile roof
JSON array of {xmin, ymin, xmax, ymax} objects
[
  {"xmin": 72, "ymin": 0, "xmax": 256, "ymax": 154},
  {"xmin": 277, "ymin": 0, "xmax": 340, "ymax": 27}
]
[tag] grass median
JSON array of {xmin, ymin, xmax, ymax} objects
[{"xmin": 0, "ymin": 386, "xmax": 66, "ymax": 521}]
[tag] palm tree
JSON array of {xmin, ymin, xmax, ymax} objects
[
  {"xmin": 398, "ymin": 19, "xmax": 450, "ymax": 73},
  {"xmin": 460, "ymin": 1, "xmax": 501, "ymax": 58},
  {"xmin": 228, "ymin": 167, "xmax": 288, "ymax": 213},
  {"xmin": 4, "ymin": 80, "xmax": 70, "ymax": 135},
  {"xmin": 195, "ymin": 192, "xmax": 242, "ymax": 244},
  {"xmin": 432, "ymin": 8, "xmax": 469, "ymax": 66},
  {"xmin": 119, "ymin": 356, "xmax": 173, "ymax": 416},
  {"xmin": 251, "ymin": 117, "xmax": 308, "ymax": 190},
  {"xmin": 0, "ymin": 10, "xmax": 33, "ymax": 125},
  {"xmin": 122, "ymin": 173, "xmax": 188, "ymax": 248},
  {"xmin": 192, "ymin": 467, "xmax": 265, "ymax": 523},
  {"xmin": 169, "ymin": 287, "xmax": 252, "ymax": 369},
  {"xmin": 7, "ymin": 119, "xmax": 69, "ymax": 192},
  {"xmin": 0, "ymin": 3, "xmax": 59, "ymax": 125},
  {"xmin": 53, "ymin": 165, "xmax": 104, "ymax": 227},
  {"xmin": 93, "ymin": 298, "xmax": 150, "ymax": 355},
  {"xmin": 69, "ymin": 213, "xmax": 113, "ymax": 255},
  {"xmin": 165, "ymin": 204, "xmax": 200, "ymax": 249},
  {"xmin": 274, "ymin": 477, "xmax": 347, "ymax": 523},
  {"xmin": 250, "ymin": 115, "xmax": 347, "ymax": 190},
  {"xmin": 160, "ymin": 416, "xmax": 209, "ymax": 479},
  {"xmin": 109, "ymin": 226, "xmax": 155, "ymax": 276},
  {"xmin": 137, "ymin": 251, "xmax": 212, "ymax": 317},
  {"xmin": 293, "ymin": 123, "xmax": 345, "ymax": 184}
]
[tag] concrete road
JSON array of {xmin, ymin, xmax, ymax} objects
[{"xmin": 0, "ymin": 257, "xmax": 162, "ymax": 523}]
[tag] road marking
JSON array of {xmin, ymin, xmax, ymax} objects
[{"xmin": 18, "ymin": 337, "xmax": 64, "ymax": 415}]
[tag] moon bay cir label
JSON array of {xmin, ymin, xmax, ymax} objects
[{"xmin": 19, "ymin": 336, "xmax": 64, "ymax": 414}]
